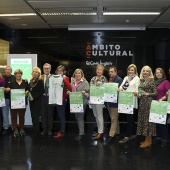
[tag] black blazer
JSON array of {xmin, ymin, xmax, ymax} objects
[{"xmin": 28, "ymin": 79, "xmax": 44, "ymax": 101}]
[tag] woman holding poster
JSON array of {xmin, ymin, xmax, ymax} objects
[
  {"xmin": 68, "ymin": 68, "xmax": 89, "ymax": 140},
  {"xmin": 118, "ymin": 64, "xmax": 140, "ymax": 144},
  {"xmin": 153, "ymin": 68, "xmax": 170, "ymax": 147},
  {"xmin": 137, "ymin": 66, "xmax": 157, "ymax": 148},
  {"xmin": 9, "ymin": 69, "xmax": 28, "ymax": 137},
  {"xmin": 90, "ymin": 64, "xmax": 108, "ymax": 140}
]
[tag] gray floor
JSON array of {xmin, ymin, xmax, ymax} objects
[{"xmin": 0, "ymin": 130, "xmax": 169, "ymax": 170}]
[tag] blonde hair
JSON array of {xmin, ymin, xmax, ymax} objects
[
  {"xmin": 31, "ymin": 67, "xmax": 41, "ymax": 79},
  {"xmin": 96, "ymin": 64, "xmax": 104, "ymax": 72},
  {"xmin": 154, "ymin": 68, "xmax": 166, "ymax": 79},
  {"xmin": 140, "ymin": 65, "xmax": 154, "ymax": 79},
  {"xmin": 127, "ymin": 64, "xmax": 138, "ymax": 76},
  {"xmin": 72, "ymin": 68, "xmax": 85, "ymax": 80},
  {"xmin": 14, "ymin": 69, "xmax": 23, "ymax": 75}
]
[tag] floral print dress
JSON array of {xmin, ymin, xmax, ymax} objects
[{"xmin": 137, "ymin": 78, "xmax": 158, "ymax": 136}]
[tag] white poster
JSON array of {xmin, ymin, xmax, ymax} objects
[
  {"xmin": 149, "ymin": 100, "xmax": 168, "ymax": 124},
  {"xmin": 90, "ymin": 84, "xmax": 104, "ymax": 104},
  {"xmin": 11, "ymin": 89, "xmax": 25, "ymax": 109},
  {"xmin": 0, "ymin": 87, "xmax": 5, "ymax": 107},
  {"xmin": 69, "ymin": 92, "xmax": 84, "ymax": 113},
  {"xmin": 104, "ymin": 83, "xmax": 118, "ymax": 103},
  {"xmin": 118, "ymin": 91, "xmax": 134, "ymax": 114}
]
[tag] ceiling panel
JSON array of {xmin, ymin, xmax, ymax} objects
[{"xmin": 0, "ymin": 0, "xmax": 169, "ymax": 29}]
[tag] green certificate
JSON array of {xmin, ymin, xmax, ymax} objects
[
  {"xmin": 104, "ymin": 83, "xmax": 118, "ymax": 103},
  {"xmin": 118, "ymin": 91, "xmax": 134, "ymax": 114},
  {"xmin": 0, "ymin": 87, "xmax": 5, "ymax": 107},
  {"xmin": 69, "ymin": 92, "xmax": 83, "ymax": 113},
  {"xmin": 149, "ymin": 100, "xmax": 168, "ymax": 124},
  {"xmin": 167, "ymin": 90, "xmax": 170, "ymax": 114},
  {"xmin": 167, "ymin": 90, "xmax": 170, "ymax": 103},
  {"xmin": 90, "ymin": 84, "xmax": 104, "ymax": 104},
  {"xmin": 11, "ymin": 89, "xmax": 25, "ymax": 109}
]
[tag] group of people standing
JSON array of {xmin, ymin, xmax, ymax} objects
[
  {"xmin": 0, "ymin": 63, "xmax": 170, "ymax": 148},
  {"xmin": 88, "ymin": 64, "xmax": 170, "ymax": 148}
]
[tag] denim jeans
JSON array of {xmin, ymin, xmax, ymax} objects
[
  {"xmin": 2, "ymin": 99, "xmax": 10, "ymax": 129},
  {"xmin": 56, "ymin": 100, "xmax": 67, "ymax": 133}
]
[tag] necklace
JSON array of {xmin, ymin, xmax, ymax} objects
[{"xmin": 29, "ymin": 79, "xmax": 38, "ymax": 91}]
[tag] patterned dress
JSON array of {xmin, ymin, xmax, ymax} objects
[
  {"xmin": 90, "ymin": 76, "xmax": 108, "ymax": 84},
  {"xmin": 137, "ymin": 78, "xmax": 158, "ymax": 136}
]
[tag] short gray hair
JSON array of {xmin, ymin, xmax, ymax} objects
[{"xmin": 43, "ymin": 63, "xmax": 51, "ymax": 69}]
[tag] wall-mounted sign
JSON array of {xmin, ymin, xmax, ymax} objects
[{"xmin": 85, "ymin": 42, "xmax": 134, "ymax": 66}]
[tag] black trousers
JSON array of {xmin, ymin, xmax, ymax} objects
[
  {"xmin": 126, "ymin": 109, "xmax": 137, "ymax": 137},
  {"xmin": 41, "ymin": 96, "xmax": 54, "ymax": 131},
  {"xmin": 156, "ymin": 115, "xmax": 169, "ymax": 141},
  {"xmin": 30, "ymin": 99, "xmax": 42, "ymax": 135}
]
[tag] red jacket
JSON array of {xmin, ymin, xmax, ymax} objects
[{"xmin": 63, "ymin": 76, "xmax": 71, "ymax": 100}]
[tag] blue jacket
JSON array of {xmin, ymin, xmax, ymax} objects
[{"xmin": 107, "ymin": 75, "xmax": 123, "ymax": 108}]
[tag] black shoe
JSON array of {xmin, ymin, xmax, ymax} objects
[
  {"xmin": 108, "ymin": 136, "xmax": 114, "ymax": 143},
  {"xmin": 129, "ymin": 135, "xmax": 137, "ymax": 141},
  {"xmin": 153, "ymin": 137, "xmax": 161, "ymax": 145},
  {"xmin": 48, "ymin": 131, "xmax": 52, "ymax": 136},
  {"xmin": 75, "ymin": 135, "xmax": 84, "ymax": 141},
  {"xmin": 2, "ymin": 129, "xmax": 8, "ymax": 135},
  {"xmin": 40, "ymin": 129, "xmax": 47, "ymax": 136},
  {"xmin": 161, "ymin": 140, "xmax": 168, "ymax": 148}
]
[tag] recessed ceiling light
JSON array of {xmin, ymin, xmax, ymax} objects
[
  {"xmin": 0, "ymin": 13, "xmax": 36, "ymax": 17},
  {"xmin": 103, "ymin": 12, "xmax": 160, "ymax": 15},
  {"xmin": 41, "ymin": 12, "xmax": 97, "ymax": 16}
]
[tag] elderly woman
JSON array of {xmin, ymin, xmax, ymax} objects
[
  {"xmin": 68, "ymin": 68, "xmax": 89, "ymax": 140},
  {"xmin": 153, "ymin": 68, "xmax": 170, "ymax": 147},
  {"xmin": 26, "ymin": 67, "xmax": 44, "ymax": 137},
  {"xmin": 9, "ymin": 69, "xmax": 28, "ymax": 137},
  {"xmin": 90, "ymin": 64, "xmax": 108, "ymax": 140},
  {"xmin": 137, "ymin": 66, "xmax": 157, "ymax": 148},
  {"xmin": 118, "ymin": 64, "xmax": 140, "ymax": 144}
]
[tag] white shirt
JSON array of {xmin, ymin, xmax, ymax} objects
[
  {"xmin": 120, "ymin": 75, "xmax": 140, "ymax": 109},
  {"xmin": 48, "ymin": 75, "xmax": 63, "ymax": 105}
]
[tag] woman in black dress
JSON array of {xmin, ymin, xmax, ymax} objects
[{"xmin": 26, "ymin": 67, "xmax": 44, "ymax": 137}]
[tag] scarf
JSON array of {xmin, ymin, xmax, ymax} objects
[
  {"xmin": 122, "ymin": 76, "xmax": 135, "ymax": 90},
  {"xmin": 155, "ymin": 78, "xmax": 165, "ymax": 86},
  {"xmin": 72, "ymin": 78, "xmax": 83, "ymax": 92}
]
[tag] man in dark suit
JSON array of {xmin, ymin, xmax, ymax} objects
[{"xmin": 41, "ymin": 63, "xmax": 53, "ymax": 136}]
